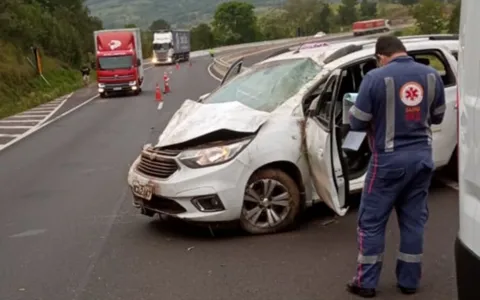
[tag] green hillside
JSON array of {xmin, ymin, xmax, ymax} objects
[{"xmin": 85, "ymin": 0, "xmax": 340, "ymax": 29}]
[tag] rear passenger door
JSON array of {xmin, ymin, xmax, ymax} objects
[{"xmin": 409, "ymin": 49, "xmax": 458, "ymax": 167}]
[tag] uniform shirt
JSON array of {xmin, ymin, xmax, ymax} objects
[{"xmin": 349, "ymin": 56, "xmax": 446, "ymax": 153}]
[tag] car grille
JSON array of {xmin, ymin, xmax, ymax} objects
[
  {"xmin": 136, "ymin": 147, "xmax": 181, "ymax": 179},
  {"xmin": 135, "ymin": 195, "xmax": 187, "ymax": 215},
  {"xmin": 98, "ymin": 75, "xmax": 134, "ymax": 81},
  {"xmin": 155, "ymin": 51, "xmax": 168, "ymax": 60}
]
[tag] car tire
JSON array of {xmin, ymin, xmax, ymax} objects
[
  {"xmin": 100, "ymin": 92, "xmax": 107, "ymax": 98},
  {"xmin": 140, "ymin": 207, "xmax": 155, "ymax": 217},
  {"xmin": 240, "ymin": 168, "xmax": 301, "ymax": 235}
]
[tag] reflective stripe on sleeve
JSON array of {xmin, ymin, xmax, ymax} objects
[
  {"xmin": 433, "ymin": 104, "xmax": 446, "ymax": 115},
  {"xmin": 350, "ymin": 105, "xmax": 372, "ymax": 122},
  {"xmin": 357, "ymin": 253, "xmax": 383, "ymax": 264},
  {"xmin": 397, "ymin": 252, "xmax": 423, "ymax": 263},
  {"xmin": 384, "ymin": 77, "xmax": 395, "ymax": 152}
]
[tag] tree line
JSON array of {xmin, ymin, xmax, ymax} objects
[
  {"xmin": 0, "ymin": 0, "xmax": 462, "ymax": 67},
  {"xmin": 1, "ymin": 0, "xmax": 103, "ymax": 67},
  {"xmin": 181, "ymin": 0, "xmax": 461, "ymax": 51}
]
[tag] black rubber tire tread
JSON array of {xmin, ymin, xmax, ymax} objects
[{"xmin": 240, "ymin": 168, "xmax": 301, "ymax": 235}]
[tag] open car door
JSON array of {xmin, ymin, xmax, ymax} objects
[
  {"xmin": 220, "ymin": 57, "xmax": 244, "ymax": 86},
  {"xmin": 305, "ymin": 68, "xmax": 349, "ymax": 216}
]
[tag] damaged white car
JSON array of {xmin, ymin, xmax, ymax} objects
[{"xmin": 127, "ymin": 35, "xmax": 459, "ymax": 234}]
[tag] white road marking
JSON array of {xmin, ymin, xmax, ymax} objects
[
  {"xmin": 41, "ymin": 93, "xmax": 72, "ymax": 124},
  {"xmin": 6, "ymin": 115, "xmax": 44, "ymax": 119},
  {"xmin": 208, "ymin": 61, "xmax": 222, "ymax": 82},
  {"xmin": 28, "ymin": 109, "xmax": 53, "ymax": 113},
  {"xmin": 0, "ymin": 120, "xmax": 40, "ymax": 123},
  {"xmin": 17, "ymin": 113, "xmax": 49, "ymax": 117},
  {"xmin": 0, "ymin": 126, "xmax": 31, "ymax": 129},
  {"xmin": 0, "ymin": 134, "xmax": 19, "ymax": 137},
  {"xmin": 10, "ymin": 229, "xmax": 46, "ymax": 238},
  {"xmin": 0, "ymin": 93, "xmax": 80, "ymax": 152},
  {"xmin": 157, "ymin": 102, "xmax": 164, "ymax": 110}
]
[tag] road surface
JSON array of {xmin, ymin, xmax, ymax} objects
[{"xmin": 0, "ymin": 50, "xmax": 459, "ymax": 300}]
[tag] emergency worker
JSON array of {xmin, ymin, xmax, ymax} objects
[
  {"xmin": 208, "ymin": 48, "xmax": 215, "ymax": 58},
  {"xmin": 346, "ymin": 35, "xmax": 446, "ymax": 298}
]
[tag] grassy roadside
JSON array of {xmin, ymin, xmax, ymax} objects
[{"xmin": 0, "ymin": 42, "xmax": 94, "ymax": 119}]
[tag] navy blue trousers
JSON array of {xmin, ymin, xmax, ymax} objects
[{"xmin": 352, "ymin": 148, "xmax": 434, "ymax": 289}]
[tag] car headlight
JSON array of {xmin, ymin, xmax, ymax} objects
[
  {"xmin": 178, "ymin": 139, "xmax": 251, "ymax": 168},
  {"xmin": 98, "ymin": 83, "xmax": 105, "ymax": 88}
]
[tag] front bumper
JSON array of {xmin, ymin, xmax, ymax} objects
[
  {"xmin": 98, "ymin": 82, "xmax": 138, "ymax": 94},
  {"xmin": 127, "ymin": 154, "xmax": 252, "ymax": 223},
  {"xmin": 455, "ymin": 236, "xmax": 480, "ymax": 299},
  {"xmin": 152, "ymin": 54, "xmax": 173, "ymax": 65}
]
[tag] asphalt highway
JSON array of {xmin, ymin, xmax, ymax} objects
[{"xmin": 0, "ymin": 50, "xmax": 459, "ymax": 300}]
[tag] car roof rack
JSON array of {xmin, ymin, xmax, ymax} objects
[
  {"xmin": 399, "ymin": 34, "xmax": 458, "ymax": 41},
  {"xmin": 266, "ymin": 47, "xmax": 293, "ymax": 59},
  {"xmin": 323, "ymin": 44, "xmax": 364, "ymax": 64}
]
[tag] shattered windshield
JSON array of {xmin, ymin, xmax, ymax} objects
[{"xmin": 203, "ymin": 58, "xmax": 321, "ymax": 113}]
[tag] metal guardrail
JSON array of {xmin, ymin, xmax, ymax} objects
[{"xmin": 211, "ymin": 23, "xmax": 414, "ymax": 77}]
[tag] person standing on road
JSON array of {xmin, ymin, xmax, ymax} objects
[
  {"xmin": 208, "ymin": 48, "xmax": 215, "ymax": 58},
  {"xmin": 81, "ymin": 64, "xmax": 91, "ymax": 86},
  {"xmin": 346, "ymin": 35, "xmax": 446, "ymax": 298}
]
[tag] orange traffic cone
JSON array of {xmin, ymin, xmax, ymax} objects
[
  {"xmin": 163, "ymin": 72, "xmax": 170, "ymax": 93},
  {"xmin": 155, "ymin": 83, "xmax": 162, "ymax": 101},
  {"xmin": 164, "ymin": 81, "xmax": 170, "ymax": 94}
]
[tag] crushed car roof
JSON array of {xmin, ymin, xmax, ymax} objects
[{"xmin": 258, "ymin": 34, "xmax": 459, "ymax": 69}]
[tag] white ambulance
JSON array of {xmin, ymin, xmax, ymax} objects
[{"xmin": 455, "ymin": 0, "xmax": 480, "ymax": 298}]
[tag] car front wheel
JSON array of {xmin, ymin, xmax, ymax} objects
[{"xmin": 240, "ymin": 169, "xmax": 301, "ymax": 235}]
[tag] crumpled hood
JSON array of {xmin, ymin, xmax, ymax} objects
[{"xmin": 155, "ymin": 99, "xmax": 270, "ymax": 148}]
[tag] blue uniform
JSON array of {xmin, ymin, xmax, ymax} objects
[{"xmin": 348, "ymin": 56, "xmax": 446, "ymax": 290}]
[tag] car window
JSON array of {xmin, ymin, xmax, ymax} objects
[
  {"xmin": 411, "ymin": 51, "xmax": 456, "ymax": 87},
  {"xmin": 314, "ymin": 72, "xmax": 340, "ymax": 128},
  {"xmin": 203, "ymin": 58, "xmax": 321, "ymax": 113}
]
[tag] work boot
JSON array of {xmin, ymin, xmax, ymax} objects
[
  {"xmin": 346, "ymin": 281, "xmax": 376, "ymax": 298},
  {"xmin": 397, "ymin": 284, "xmax": 417, "ymax": 295}
]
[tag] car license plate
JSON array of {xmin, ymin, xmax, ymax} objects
[
  {"xmin": 113, "ymin": 87, "xmax": 122, "ymax": 91},
  {"xmin": 132, "ymin": 182, "xmax": 153, "ymax": 200}
]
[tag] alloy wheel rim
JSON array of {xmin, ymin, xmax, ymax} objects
[{"xmin": 242, "ymin": 178, "xmax": 292, "ymax": 229}]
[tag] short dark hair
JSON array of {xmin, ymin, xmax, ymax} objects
[{"xmin": 375, "ymin": 35, "xmax": 407, "ymax": 57}]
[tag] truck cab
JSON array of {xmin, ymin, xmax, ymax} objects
[
  {"xmin": 94, "ymin": 28, "xmax": 144, "ymax": 98},
  {"xmin": 152, "ymin": 30, "xmax": 191, "ymax": 65}
]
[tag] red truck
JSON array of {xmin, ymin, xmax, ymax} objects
[
  {"xmin": 94, "ymin": 28, "xmax": 144, "ymax": 98},
  {"xmin": 352, "ymin": 19, "xmax": 391, "ymax": 36}
]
